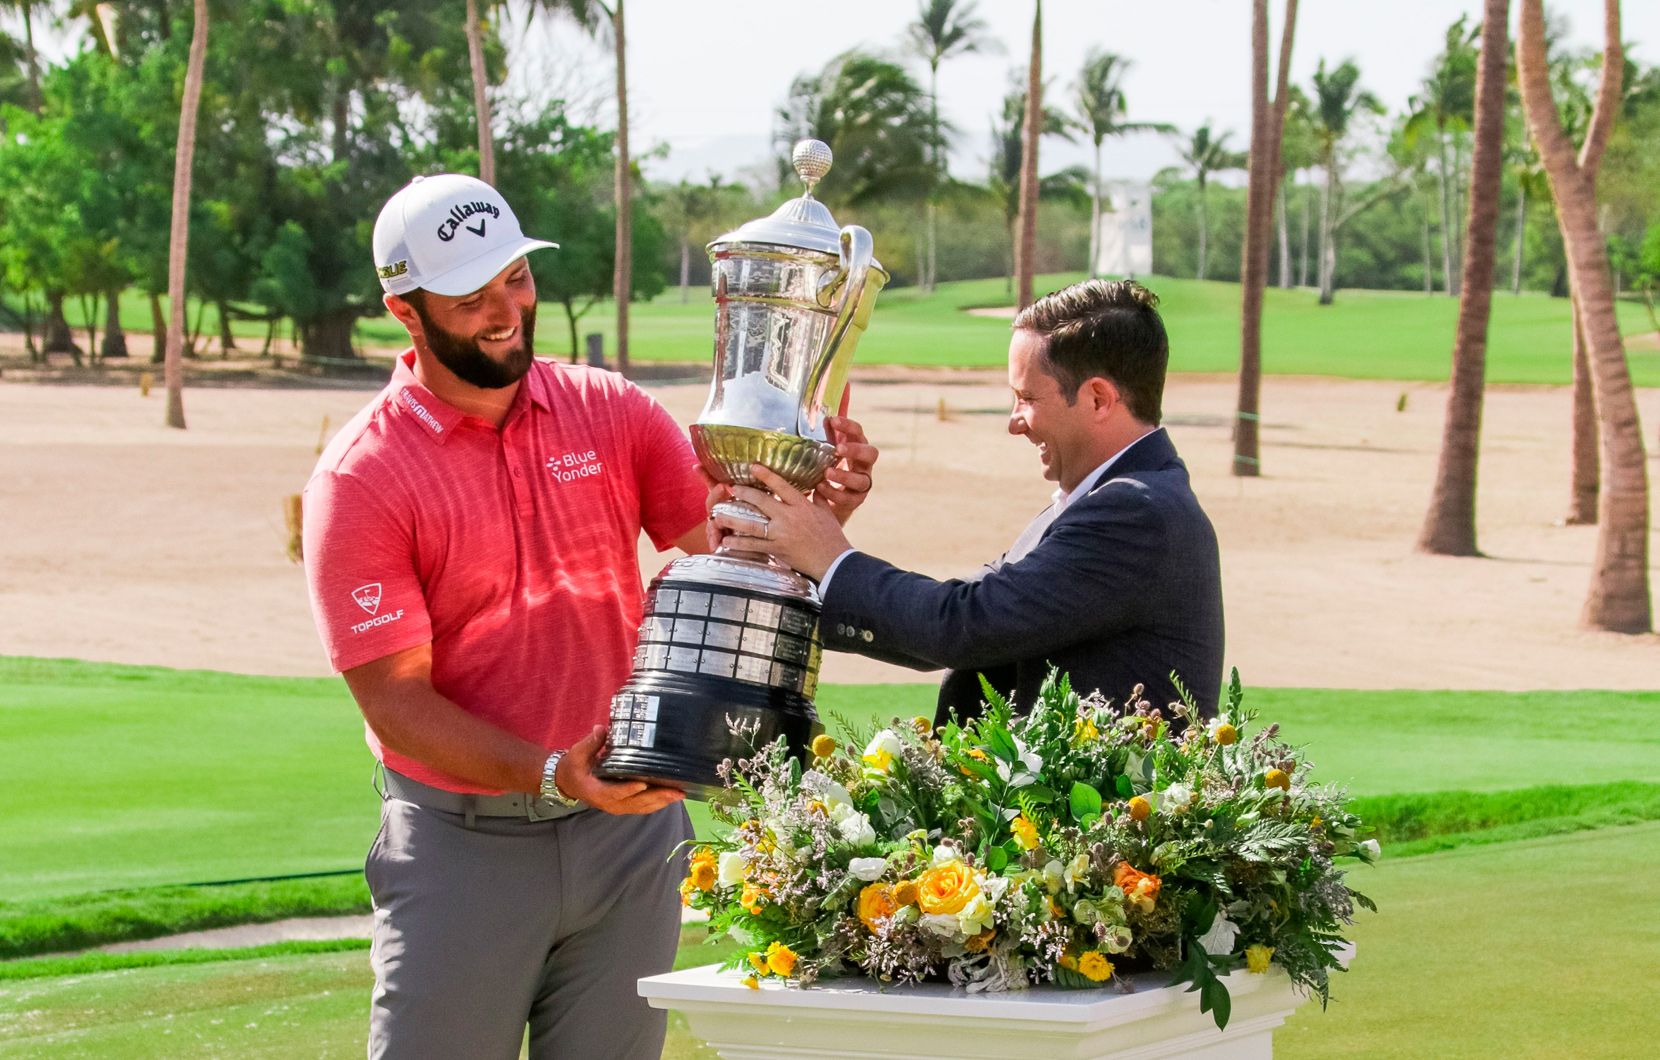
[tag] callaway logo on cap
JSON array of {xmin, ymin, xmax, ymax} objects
[{"xmin": 371, "ymin": 174, "xmax": 557, "ymax": 297}]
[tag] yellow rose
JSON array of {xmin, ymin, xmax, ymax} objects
[
  {"xmin": 1011, "ymin": 814, "xmax": 1040, "ymax": 851},
  {"xmin": 1246, "ymin": 944, "xmax": 1275, "ymax": 974},
  {"xmin": 811, "ymin": 733, "xmax": 838, "ymax": 759},
  {"xmin": 765, "ymin": 941, "xmax": 797, "ymax": 977},
  {"xmin": 1265, "ymin": 769, "xmax": 1291, "ymax": 791},
  {"xmin": 1077, "ymin": 951, "xmax": 1114, "ymax": 982},
  {"xmin": 891, "ymin": 880, "xmax": 919, "ymax": 907},
  {"xmin": 1127, "ymin": 796, "xmax": 1152, "ymax": 822},
  {"xmin": 916, "ymin": 861, "xmax": 980, "ymax": 915},
  {"xmin": 857, "ymin": 884, "xmax": 900, "ymax": 932}
]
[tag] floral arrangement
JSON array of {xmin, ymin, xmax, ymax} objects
[{"xmin": 681, "ymin": 670, "xmax": 1377, "ymax": 1029}]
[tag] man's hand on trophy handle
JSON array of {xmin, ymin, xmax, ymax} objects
[
  {"xmin": 721, "ymin": 465, "xmax": 850, "ymax": 582},
  {"xmin": 817, "ymin": 415, "xmax": 878, "ymax": 526},
  {"xmin": 557, "ymin": 725, "xmax": 686, "ymax": 815}
]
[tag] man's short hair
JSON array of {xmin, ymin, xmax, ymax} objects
[{"xmin": 1012, "ymin": 279, "xmax": 1168, "ymax": 425}]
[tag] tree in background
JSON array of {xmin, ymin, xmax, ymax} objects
[
  {"xmin": 163, "ymin": 0, "xmax": 208, "ymax": 429},
  {"xmin": 1405, "ymin": 16, "xmax": 1479, "ymax": 297},
  {"xmin": 1276, "ymin": 86, "xmax": 1315, "ymax": 289},
  {"xmin": 0, "ymin": 0, "xmax": 40, "ymax": 112},
  {"xmin": 1232, "ymin": 0, "xmax": 1297, "ymax": 478},
  {"xmin": 1310, "ymin": 58, "xmax": 1383, "ymax": 305},
  {"xmin": 1073, "ymin": 50, "xmax": 1171, "ymax": 279},
  {"xmin": 1418, "ymin": 0, "xmax": 1509, "ymax": 558},
  {"xmin": 1388, "ymin": 112, "xmax": 1441, "ymax": 294},
  {"xmin": 1014, "ymin": 0, "xmax": 1042, "ymax": 310},
  {"xmin": 657, "ymin": 175, "xmax": 733, "ymax": 303},
  {"xmin": 906, "ymin": 0, "xmax": 996, "ymax": 293},
  {"xmin": 987, "ymin": 76, "xmax": 1073, "ymax": 292},
  {"xmin": 1173, "ymin": 124, "xmax": 1244, "ymax": 281},
  {"xmin": 1517, "ymin": 0, "xmax": 1649, "ymax": 633}
]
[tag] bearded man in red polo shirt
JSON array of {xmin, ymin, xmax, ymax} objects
[{"xmin": 301, "ymin": 174, "xmax": 873, "ymax": 1060}]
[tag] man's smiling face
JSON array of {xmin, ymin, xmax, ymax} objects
[
  {"xmin": 1006, "ymin": 328, "xmax": 1099, "ymax": 488},
  {"xmin": 403, "ymin": 258, "xmax": 538, "ymax": 390}
]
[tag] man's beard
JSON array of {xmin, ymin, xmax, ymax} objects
[{"xmin": 415, "ymin": 303, "xmax": 536, "ymax": 390}]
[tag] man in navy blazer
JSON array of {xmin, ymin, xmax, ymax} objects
[{"xmin": 712, "ymin": 279, "xmax": 1224, "ymax": 725}]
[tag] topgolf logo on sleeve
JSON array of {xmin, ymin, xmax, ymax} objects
[{"xmin": 348, "ymin": 582, "xmax": 405, "ymax": 635}]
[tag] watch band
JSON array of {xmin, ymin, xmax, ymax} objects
[{"xmin": 540, "ymin": 750, "xmax": 580, "ymax": 807}]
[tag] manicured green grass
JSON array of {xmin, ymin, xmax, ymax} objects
[
  {"xmin": 69, "ymin": 275, "xmax": 1660, "ymax": 384},
  {"xmin": 4, "ymin": 825, "xmax": 1654, "ymax": 1060},
  {"xmin": 0, "ymin": 939, "xmax": 372, "ymax": 982},
  {"xmin": 1354, "ymin": 781, "xmax": 1660, "ymax": 857}
]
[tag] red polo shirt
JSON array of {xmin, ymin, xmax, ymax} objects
[{"xmin": 302, "ymin": 351, "xmax": 707, "ymax": 793}]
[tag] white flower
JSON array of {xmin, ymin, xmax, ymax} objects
[
  {"xmin": 803, "ymin": 771, "xmax": 854, "ymax": 809},
  {"xmin": 1163, "ymin": 782, "xmax": 1194, "ymax": 812},
  {"xmin": 931, "ymin": 844, "xmax": 960, "ymax": 868},
  {"xmin": 1359, "ymin": 839, "xmax": 1382, "ymax": 861},
  {"xmin": 848, "ymin": 857, "xmax": 887, "ymax": 882},
  {"xmin": 837, "ymin": 811, "xmax": 877, "ymax": 847},
  {"xmin": 1064, "ymin": 854, "xmax": 1091, "ymax": 893},
  {"xmin": 863, "ymin": 729, "xmax": 904, "ymax": 772},
  {"xmin": 1071, "ymin": 898, "xmax": 1100, "ymax": 926},
  {"xmin": 829, "ymin": 801, "xmax": 857, "ymax": 825},
  {"xmin": 717, "ymin": 851, "xmax": 747, "ymax": 887},
  {"xmin": 980, "ymin": 874, "xmax": 1010, "ymax": 901},
  {"xmin": 919, "ymin": 912, "xmax": 961, "ymax": 938},
  {"xmin": 1042, "ymin": 860, "xmax": 1065, "ymax": 894},
  {"xmin": 1197, "ymin": 912, "xmax": 1241, "ymax": 956},
  {"xmin": 957, "ymin": 892, "xmax": 994, "ymax": 936}
]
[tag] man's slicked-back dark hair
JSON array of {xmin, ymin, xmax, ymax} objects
[{"xmin": 1012, "ymin": 279, "xmax": 1169, "ymax": 425}]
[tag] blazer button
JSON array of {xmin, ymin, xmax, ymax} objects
[{"xmin": 861, "ymin": 630, "xmax": 874, "ymax": 643}]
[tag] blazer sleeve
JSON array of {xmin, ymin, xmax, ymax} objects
[{"xmin": 820, "ymin": 480, "xmax": 1164, "ymax": 672}]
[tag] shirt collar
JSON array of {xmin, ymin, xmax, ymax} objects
[
  {"xmin": 389, "ymin": 349, "xmax": 550, "ymax": 440},
  {"xmin": 1051, "ymin": 427, "xmax": 1164, "ymax": 513}
]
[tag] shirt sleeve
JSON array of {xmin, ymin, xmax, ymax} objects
[
  {"xmin": 627, "ymin": 384, "xmax": 709, "ymax": 550},
  {"xmin": 302, "ymin": 469, "xmax": 434, "ymax": 673}
]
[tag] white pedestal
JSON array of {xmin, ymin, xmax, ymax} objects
[{"xmin": 640, "ymin": 951, "xmax": 1342, "ymax": 1060}]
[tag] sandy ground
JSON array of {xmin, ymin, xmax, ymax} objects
[{"xmin": 1, "ymin": 367, "xmax": 1657, "ymax": 690}]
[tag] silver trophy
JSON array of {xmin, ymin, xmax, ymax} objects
[{"xmin": 597, "ymin": 140, "xmax": 889, "ymax": 797}]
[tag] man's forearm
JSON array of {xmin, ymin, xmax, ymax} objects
[{"xmin": 345, "ymin": 659, "xmax": 549, "ymax": 793}]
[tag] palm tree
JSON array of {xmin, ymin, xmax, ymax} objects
[
  {"xmin": 1175, "ymin": 124, "xmax": 1244, "ymax": 281},
  {"xmin": 1014, "ymin": 0, "xmax": 1042, "ymax": 311},
  {"xmin": 1405, "ymin": 17, "xmax": 1479, "ymax": 298},
  {"xmin": 1073, "ymin": 51, "xmax": 1172, "ymax": 279},
  {"xmin": 906, "ymin": 0, "xmax": 996, "ymax": 293},
  {"xmin": 1276, "ymin": 87, "xmax": 1315, "ymax": 289},
  {"xmin": 1517, "ymin": 0, "xmax": 1649, "ymax": 633},
  {"xmin": 1418, "ymin": 0, "xmax": 1509, "ymax": 558},
  {"xmin": 1309, "ymin": 58, "xmax": 1382, "ymax": 306},
  {"xmin": 1232, "ymin": 0, "xmax": 1299, "ymax": 478},
  {"xmin": 464, "ymin": 0, "xmax": 495, "ymax": 185},
  {"xmin": 163, "ymin": 0, "xmax": 209, "ymax": 430},
  {"xmin": 0, "ymin": 1, "xmax": 40, "ymax": 112}
]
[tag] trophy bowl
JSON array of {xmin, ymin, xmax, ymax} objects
[{"xmin": 597, "ymin": 140, "xmax": 888, "ymax": 798}]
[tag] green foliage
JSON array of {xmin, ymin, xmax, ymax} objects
[
  {"xmin": 0, "ymin": 938, "xmax": 372, "ymax": 982},
  {"xmin": 778, "ymin": 51, "xmax": 938, "ymax": 208}
]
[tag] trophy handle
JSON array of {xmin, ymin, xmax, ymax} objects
[{"xmin": 801, "ymin": 225, "xmax": 875, "ymax": 437}]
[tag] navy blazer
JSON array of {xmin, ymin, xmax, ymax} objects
[{"xmin": 819, "ymin": 429, "xmax": 1225, "ymax": 726}]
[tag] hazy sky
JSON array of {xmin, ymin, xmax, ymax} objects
[
  {"xmin": 524, "ymin": 0, "xmax": 1660, "ymax": 186},
  {"xmin": 15, "ymin": 2, "xmax": 1658, "ymax": 187}
]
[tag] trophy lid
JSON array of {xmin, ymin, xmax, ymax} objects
[{"xmin": 709, "ymin": 140, "xmax": 852, "ymax": 258}]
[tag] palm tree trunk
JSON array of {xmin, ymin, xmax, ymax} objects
[
  {"xmin": 1196, "ymin": 174, "xmax": 1211, "ymax": 281},
  {"xmin": 21, "ymin": 2, "xmax": 40, "ymax": 113},
  {"xmin": 1436, "ymin": 132, "xmax": 1456, "ymax": 296},
  {"xmin": 149, "ymin": 292, "xmax": 166, "ymax": 364},
  {"xmin": 1233, "ymin": 0, "xmax": 1299, "ymax": 478},
  {"xmin": 164, "ymin": 0, "xmax": 209, "ymax": 430},
  {"xmin": 1419, "ymin": 181, "xmax": 1434, "ymax": 294},
  {"xmin": 1298, "ymin": 184, "xmax": 1310, "ymax": 286},
  {"xmin": 1317, "ymin": 160, "xmax": 1337, "ymax": 304},
  {"xmin": 1088, "ymin": 142, "xmax": 1102, "ymax": 279},
  {"xmin": 1014, "ymin": 0, "xmax": 1042, "ymax": 311},
  {"xmin": 465, "ymin": 0, "xmax": 495, "ymax": 186},
  {"xmin": 612, "ymin": 0, "xmax": 632, "ymax": 372},
  {"xmin": 102, "ymin": 287, "xmax": 128, "ymax": 359},
  {"xmin": 1511, "ymin": 179, "xmax": 1526, "ymax": 294},
  {"xmin": 927, "ymin": 63, "xmax": 941, "ymax": 294},
  {"xmin": 1518, "ymin": 0, "xmax": 1648, "ymax": 633},
  {"xmin": 679, "ymin": 238, "xmax": 690, "ymax": 304},
  {"xmin": 1277, "ymin": 174, "xmax": 1292, "ymax": 288},
  {"xmin": 1565, "ymin": 293, "xmax": 1599, "ymax": 524},
  {"xmin": 1418, "ymin": 0, "xmax": 1508, "ymax": 558}
]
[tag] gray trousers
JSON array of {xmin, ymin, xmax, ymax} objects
[{"xmin": 365, "ymin": 796, "xmax": 694, "ymax": 1060}]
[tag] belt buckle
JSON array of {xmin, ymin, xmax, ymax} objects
[{"xmin": 526, "ymin": 795, "xmax": 563, "ymax": 822}]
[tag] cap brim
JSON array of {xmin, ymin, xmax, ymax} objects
[{"xmin": 421, "ymin": 238, "xmax": 559, "ymax": 297}]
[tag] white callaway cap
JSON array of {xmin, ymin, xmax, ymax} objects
[{"xmin": 372, "ymin": 174, "xmax": 557, "ymax": 297}]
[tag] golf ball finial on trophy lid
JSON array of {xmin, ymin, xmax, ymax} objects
[{"xmin": 596, "ymin": 140, "xmax": 889, "ymax": 797}]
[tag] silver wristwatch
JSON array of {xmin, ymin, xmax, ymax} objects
[{"xmin": 540, "ymin": 750, "xmax": 580, "ymax": 807}]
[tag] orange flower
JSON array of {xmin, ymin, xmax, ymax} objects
[
  {"xmin": 1058, "ymin": 953, "xmax": 1078, "ymax": 971},
  {"xmin": 857, "ymin": 884, "xmax": 900, "ymax": 931},
  {"xmin": 765, "ymin": 941, "xmax": 797, "ymax": 977},
  {"xmin": 916, "ymin": 861, "xmax": 980, "ymax": 915},
  {"xmin": 959, "ymin": 747, "xmax": 990, "ymax": 777},
  {"xmin": 964, "ymin": 929, "xmax": 995, "ymax": 953},
  {"xmin": 678, "ymin": 878, "xmax": 697, "ymax": 905},
  {"xmin": 891, "ymin": 880, "xmax": 919, "ymax": 907},
  {"xmin": 1127, "ymin": 796, "xmax": 1152, "ymax": 822},
  {"xmin": 740, "ymin": 882, "xmax": 765, "ymax": 915},
  {"xmin": 1113, "ymin": 863, "xmax": 1161, "ymax": 912}
]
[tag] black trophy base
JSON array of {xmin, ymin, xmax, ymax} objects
[{"xmin": 596, "ymin": 672, "xmax": 818, "ymax": 801}]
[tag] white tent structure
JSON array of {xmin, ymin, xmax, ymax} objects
[{"xmin": 1093, "ymin": 181, "xmax": 1153, "ymax": 279}]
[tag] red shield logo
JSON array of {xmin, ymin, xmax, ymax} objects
[{"xmin": 352, "ymin": 583, "xmax": 382, "ymax": 616}]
